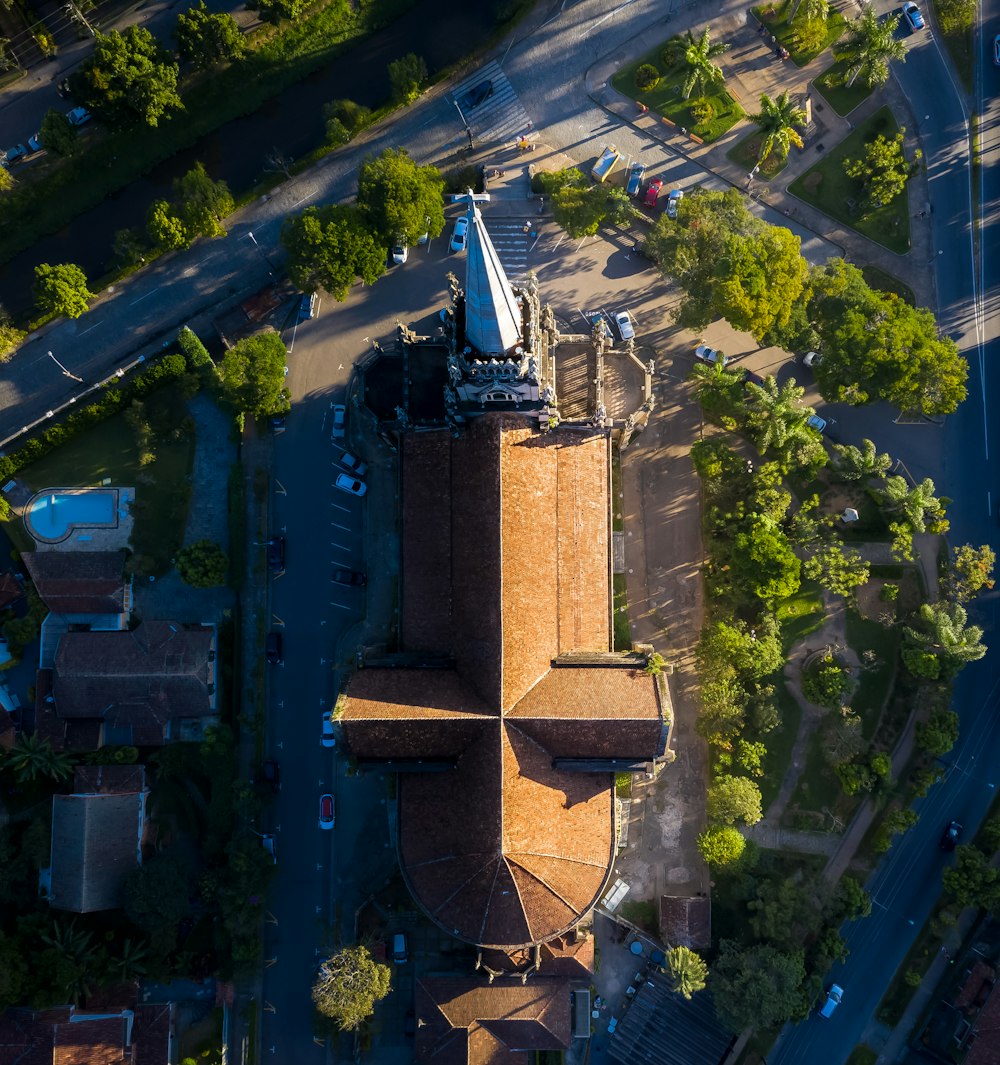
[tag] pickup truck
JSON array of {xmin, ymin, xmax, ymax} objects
[{"xmin": 591, "ymin": 145, "xmax": 621, "ymax": 183}]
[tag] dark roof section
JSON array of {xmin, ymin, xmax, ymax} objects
[
  {"xmin": 53, "ymin": 622, "xmax": 215, "ymax": 741},
  {"xmin": 0, "ymin": 571, "xmax": 23, "ymax": 610},
  {"xmin": 415, "ymin": 976, "xmax": 571, "ymax": 1065},
  {"xmin": 49, "ymin": 792, "xmax": 142, "ymax": 912},
  {"xmin": 660, "ymin": 895, "xmax": 712, "ymax": 950},
  {"xmin": 22, "ymin": 550, "xmax": 127, "ymax": 615},
  {"xmin": 72, "ymin": 764, "xmax": 147, "ymax": 795},
  {"xmin": 481, "ymin": 935, "xmax": 595, "ymax": 983}
]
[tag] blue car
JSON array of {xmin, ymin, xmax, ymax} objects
[
  {"xmin": 626, "ymin": 162, "xmax": 646, "ymax": 197},
  {"xmin": 902, "ymin": 1, "xmax": 925, "ymax": 30}
]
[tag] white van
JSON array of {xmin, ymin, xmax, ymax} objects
[{"xmin": 820, "ymin": 984, "xmax": 843, "ymax": 1018}]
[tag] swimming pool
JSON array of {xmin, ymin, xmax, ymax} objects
[{"xmin": 25, "ymin": 489, "xmax": 118, "ymax": 543}]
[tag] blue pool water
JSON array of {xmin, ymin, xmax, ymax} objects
[{"xmin": 28, "ymin": 490, "xmax": 116, "ymax": 540}]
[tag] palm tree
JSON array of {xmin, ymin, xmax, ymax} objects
[
  {"xmin": 668, "ymin": 27, "xmax": 730, "ymax": 100},
  {"xmin": 877, "ymin": 475, "xmax": 943, "ymax": 532},
  {"xmin": 831, "ymin": 438, "xmax": 892, "ymax": 482},
  {"xmin": 837, "ymin": 3, "xmax": 907, "ymax": 87},
  {"xmin": 748, "ymin": 92, "xmax": 808, "ymax": 166},
  {"xmin": 904, "ymin": 602, "xmax": 986, "ymax": 680},
  {"xmin": 666, "ymin": 946, "xmax": 709, "ymax": 999},
  {"xmin": 107, "ymin": 938, "xmax": 149, "ymax": 982},
  {"xmin": 3, "ymin": 734, "xmax": 74, "ymax": 783}
]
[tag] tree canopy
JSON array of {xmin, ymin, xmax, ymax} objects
[
  {"xmin": 711, "ymin": 941, "xmax": 808, "ymax": 1031},
  {"xmin": 844, "ymin": 130, "xmax": 921, "ymax": 213},
  {"xmin": 177, "ymin": 539, "xmax": 228, "ymax": 587},
  {"xmin": 902, "ymin": 602, "xmax": 986, "ymax": 681},
  {"xmin": 282, "ymin": 204, "xmax": 387, "ymax": 299},
  {"xmin": 666, "ymin": 26, "xmax": 729, "ymax": 100},
  {"xmin": 33, "ymin": 263, "xmax": 92, "ymax": 319},
  {"xmin": 39, "ymin": 109, "xmax": 79, "ymax": 157},
  {"xmin": 72, "ymin": 27, "xmax": 182, "ymax": 129},
  {"xmin": 175, "ymin": 1, "xmax": 244, "ymax": 69},
  {"xmin": 220, "ymin": 332, "xmax": 289, "ymax": 417},
  {"xmin": 837, "ymin": 2, "xmax": 907, "ymax": 87},
  {"xmin": 749, "ymin": 91, "xmax": 807, "ymax": 164},
  {"xmin": 666, "ymin": 946, "xmax": 709, "ymax": 999},
  {"xmin": 356, "ymin": 148, "xmax": 445, "ymax": 246},
  {"xmin": 312, "ymin": 945, "xmax": 391, "ymax": 1030},
  {"xmin": 706, "ymin": 774, "xmax": 763, "ymax": 825},
  {"xmin": 387, "ymin": 53, "xmax": 427, "ymax": 105}
]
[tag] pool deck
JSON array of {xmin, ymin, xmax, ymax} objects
[{"xmin": 20, "ymin": 486, "xmax": 135, "ymax": 550}]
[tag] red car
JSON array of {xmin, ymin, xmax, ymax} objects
[
  {"xmin": 319, "ymin": 794, "xmax": 335, "ymax": 830},
  {"xmin": 644, "ymin": 179, "xmax": 662, "ymax": 207}
]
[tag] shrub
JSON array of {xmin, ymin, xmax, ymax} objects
[
  {"xmin": 802, "ymin": 653, "xmax": 853, "ymax": 709},
  {"xmin": 880, "ymin": 582, "xmax": 899, "ymax": 602},
  {"xmin": 177, "ymin": 539, "xmax": 228, "ymax": 587},
  {"xmin": 635, "ymin": 63, "xmax": 660, "ymax": 91},
  {"xmin": 178, "ymin": 326, "xmax": 213, "ymax": 370},
  {"xmin": 690, "ymin": 99, "xmax": 714, "ymax": 124}
]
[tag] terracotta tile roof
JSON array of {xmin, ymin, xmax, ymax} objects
[
  {"xmin": 72, "ymin": 766, "xmax": 146, "ymax": 795},
  {"xmin": 968, "ymin": 982, "xmax": 1000, "ymax": 1065},
  {"xmin": 22, "ymin": 551, "xmax": 127, "ymax": 615},
  {"xmin": 49, "ymin": 792, "xmax": 142, "ymax": 912},
  {"xmin": 481, "ymin": 936, "xmax": 594, "ymax": 982},
  {"xmin": 53, "ymin": 622, "xmax": 214, "ymax": 739},
  {"xmin": 415, "ymin": 977, "xmax": 571, "ymax": 1065},
  {"xmin": 659, "ymin": 896, "xmax": 711, "ymax": 950}
]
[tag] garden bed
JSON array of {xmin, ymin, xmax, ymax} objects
[
  {"xmin": 752, "ymin": 0, "xmax": 846, "ymax": 66},
  {"xmin": 788, "ymin": 107, "xmax": 912, "ymax": 254},
  {"xmin": 726, "ymin": 131, "xmax": 789, "ymax": 180},
  {"xmin": 611, "ymin": 42, "xmax": 744, "ymax": 144},
  {"xmin": 813, "ymin": 59, "xmax": 876, "ymax": 117}
]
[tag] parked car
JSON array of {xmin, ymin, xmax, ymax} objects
[
  {"xmin": 330, "ymin": 403, "xmax": 346, "ymax": 440},
  {"xmin": 807, "ymin": 413, "xmax": 827, "ymax": 434},
  {"xmin": 819, "ymin": 984, "xmax": 843, "ymax": 1018},
  {"xmin": 666, "ymin": 188, "xmax": 684, "ymax": 219},
  {"xmin": 339, "ymin": 452, "xmax": 367, "ymax": 476},
  {"xmin": 391, "ymin": 241, "xmax": 408, "ymax": 265},
  {"xmin": 460, "ymin": 80, "xmax": 494, "ymax": 110},
  {"xmin": 265, "ymin": 631, "xmax": 283, "ymax": 665},
  {"xmin": 66, "ymin": 106, "xmax": 91, "ymax": 127},
  {"xmin": 743, "ymin": 369, "xmax": 765, "ymax": 388},
  {"xmin": 26, "ymin": 133, "xmax": 42, "ymax": 153},
  {"xmin": 261, "ymin": 834, "xmax": 277, "ymax": 863},
  {"xmin": 695, "ymin": 343, "xmax": 729, "ymax": 366},
  {"xmin": 591, "ymin": 145, "xmax": 620, "ymax": 183},
  {"xmin": 319, "ymin": 794, "xmax": 335, "ymax": 829},
  {"xmin": 299, "ymin": 292, "xmax": 317, "ymax": 320},
  {"xmin": 625, "ymin": 162, "xmax": 646, "ymax": 197},
  {"xmin": 335, "ymin": 473, "xmax": 367, "ymax": 497},
  {"xmin": 260, "ymin": 759, "xmax": 280, "ymax": 793},
  {"xmin": 266, "ymin": 535, "xmax": 285, "ymax": 571},
  {"xmin": 644, "ymin": 178, "xmax": 663, "ymax": 207},
  {"xmin": 5, "ymin": 144, "xmax": 28, "ymax": 165},
  {"xmin": 332, "ymin": 569, "xmax": 366, "ymax": 587},
  {"xmin": 450, "ymin": 216, "xmax": 469, "ymax": 253},
  {"xmin": 392, "ymin": 933, "xmax": 408, "ymax": 964},
  {"xmin": 994, "ymin": 33, "xmax": 1000, "ymax": 65},
  {"xmin": 902, "ymin": 1, "xmax": 925, "ymax": 29},
  {"xmin": 803, "ymin": 350, "xmax": 823, "ymax": 367},
  {"xmin": 614, "ymin": 310, "xmax": 635, "ymax": 341},
  {"xmin": 322, "ymin": 713, "xmax": 336, "ymax": 748},
  {"xmin": 591, "ymin": 315, "xmax": 613, "ymax": 344},
  {"xmin": 270, "ymin": 414, "xmax": 286, "ymax": 432},
  {"xmin": 940, "ymin": 820, "xmax": 963, "ymax": 851}
]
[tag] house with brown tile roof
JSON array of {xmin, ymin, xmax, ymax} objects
[
  {"xmin": 660, "ymin": 895, "xmax": 712, "ymax": 951},
  {"xmin": 340, "ymin": 414, "xmax": 666, "ymax": 953},
  {"xmin": 22, "ymin": 551, "xmax": 129, "ymax": 618}
]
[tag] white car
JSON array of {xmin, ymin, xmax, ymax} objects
[
  {"xmin": 335, "ymin": 472, "xmax": 367, "ymax": 497},
  {"xmin": 450, "ymin": 217, "xmax": 469, "ymax": 253},
  {"xmin": 614, "ymin": 311, "xmax": 635, "ymax": 341},
  {"xmin": 391, "ymin": 241, "xmax": 408, "ymax": 265},
  {"xmin": 339, "ymin": 452, "xmax": 367, "ymax": 476},
  {"xmin": 803, "ymin": 350, "xmax": 823, "ymax": 368},
  {"xmin": 322, "ymin": 714, "xmax": 336, "ymax": 748},
  {"xmin": 902, "ymin": 1, "xmax": 925, "ymax": 30},
  {"xmin": 695, "ymin": 343, "xmax": 729, "ymax": 366},
  {"xmin": 330, "ymin": 403, "xmax": 346, "ymax": 440},
  {"xmin": 666, "ymin": 188, "xmax": 684, "ymax": 219}
]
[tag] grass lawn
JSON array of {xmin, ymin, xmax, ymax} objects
[
  {"xmin": 611, "ymin": 44, "xmax": 744, "ymax": 144},
  {"xmin": 752, "ymin": 0, "xmax": 846, "ymax": 66},
  {"xmin": 845, "ymin": 610, "xmax": 899, "ymax": 741},
  {"xmin": 776, "ymin": 580, "xmax": 825, "ymax": 655},
  {"xmin": 788, "ymin": 107, "xmax": 912, "ymax": 254},
  {"xmin": 861, "ymin": 264, "xmax": 915, "ymax": 305},
  {"xmin": 726, "ymin": 130, "xmax": 790, "ymax": 180},
  {"xmin": 759, "ymin": 676, "xmax": 802, "ymax": 814},
  {"xmin": 6, "ymin": 381, "xmax": 196, "ymax": 576},
  {"xmin": 813, "ymin": 59, "xmax": 875, "ymax": 117},
  {"xmin": 613, "ymin": 573, "xmax": 632, "ymax": 650},
  {"xmin": 785, "ymin": 727, "xmax": 857, "ymax": 826}
]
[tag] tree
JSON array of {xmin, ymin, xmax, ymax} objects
[
  {"xmin": 178, "ymin": 325, "xmax": 213, "ymax": 370},
  {"xmin": 876, "ymin": 475, "xmax": 948, "ymax": 535},
  {"xmin": 282, "ymin": 204, "xmax": 387, "ymax": 299},
  {"xmin": 387, "ymin": 53, "xmax": 427, "ymax": 105},
  {"xmin": 38, "ymin": 109, "xmax": 79, "ymax": 157},
  {"xmin": 744, "ymin": 375, "xmax": 810, "ymax": 456},
  {"xmin": 936, "ymin": 0, "xmax": 977, "ymax": 34},
  {"xmin": 551, "ymin": 183, "xmax": 631, "ymax": 238},
  {"xmin": 748, "ymin": 875, "xmax": 825, "ymax": 950},
  {"xmin": 836, "ymin": 875, "xmax": 872, "ymax": 920},
  {"xmin": 731, "ymin": 516, "xmax": 801, "ymax": 602},
  {"xmin": 946, "ymin": 545, "xmax": 996, "ymax": 603},
  {"xmin": 0, "ymin": 932, "xmax": 27, "ymax": 1010},
  {"xmin": 707, "ymin": 774, "xmax": 763, "ymax": 826},
  {"xmin": 174, "ymin": 162, "xmax": 234, "ymax": 240},
  {"xmin": 943, "ymin": 845, "xmax": 1000, "ymax": 910},
  {"xmin": 249, "ymin": 0, "xmax": 303, "ymax": 23},
  {"xmin": 666, "ymin": 27, "xmax": 729, "ymax": 100},
  {"xmin": 802, "ymin": 653, "xmax": 852, "ymax": 709},
  {"xmin": 688, "ymin": 360, "xmax": 746, "ymax": 426},
  {"xmin": 2, "ymin": 735, "xmax": 73, "ymax": 782},
  {"xmin": 903, "ymin": 602, "xmax": 986, "ymax": 681},
  {"xmin": 831, "ymin": 438, "xmax": 891, "ymax": 482},
  {"xmin": 72, "ymin": 27, "xmax": 182, "ymax": 129},
  {"xmin": 33, "ymin": 262, "xmax": 92, "ymax": 319},
  {"xmin": 837, "ymin": 3, "xmax": 907, "ymax": 87},
  {"xmin": 147, "ymin": 200, "xmax": 190, "ymax": 251},
  {"xmin": 844, "ymin": 130, "xmax": 921, "ymax": 213},
  {"xmin": 697, "ymin": 825, "xmax": 748, "ymax": 869},
  {"xmin": 220, "ymin": 331, "xmax": 289, "ymax": 417},
  {"xmin": 666, "ymin": 946, "xmax": 708, "ymax": 999},
  {"xmin": 175, "ymin": 1, "xmax": 244, "ymax": 68},
  {"xmin": 324, "ymin": 98, "xmax": 371, "ymax": 146},
  {"xmin": 112, "ymin": 227, "xmax": 148, "ymax": 267},
  {"xmin": 176, "ymin": 539, "xmax": 228, "ymax": 587},
  {"xmin": 711, "ymin": 941, "xmax": 808, "ymax": 1031},
  {"xmin": 749, "ymin": 91, "xmax": 807, "ymax": 165},
  {"xmin": 124, "ymin": 853, "xmax": 192, "ymax": 933},
  {"xmin": 916, "ymin": 709, "xmax": 959, "ymax": 757},
  {"xmin": 803, "ymin": 543, "xmax": 869, "ymax": 597},
  {"xmin": 312, "ymin": 945, "xmax": 391, "ymax": 1030},
  {"xmin": 356, "ymin": 148, "xmax": 446, "ymax": 247},
  {"xmin": 698, "ymin": 616, "xmax": 783, "ymax": 680}
]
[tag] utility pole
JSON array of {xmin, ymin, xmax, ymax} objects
[{"xmin": 64, "ymin": 2, "xmax": 96, "ymax": 38}]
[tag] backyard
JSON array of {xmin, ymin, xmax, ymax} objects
[
  {"xmin": 611, "ymin": 41, "xmax": 744, "ymax": 144},
  {"xmin": 788, "ymin": 106, "xmax": 912, "ymax": 254}
]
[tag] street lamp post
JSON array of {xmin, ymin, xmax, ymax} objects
[
  {"xmin": 453, "ymin": 100, "xmax": 474, "ymax": 151},
  {"xmin": 46, "ymin": 350, "xmax": 83, "ymax": 383},
  {"xmin": 247, "ymin": 231, "xmax": 277, "ymax": 275}
]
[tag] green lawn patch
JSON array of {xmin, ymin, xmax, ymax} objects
[
  {"xmin": 788, "ymin": 106, "xmax": 912, "ymax": 254},
  {"xmin": 9, "ymin": 382, "xmax": 197, "ymax": 576},
  {"xmin": 813, "ymin": 59, "xmax": 875, "ymax": 117},
  {"xmin": 752, "ymin": 0, "xmax": 846, "ymax": 66},
  {"xmin": 613, "ymin": 573, "xmax": 632, "ymax": 651},
  {"xmin": 930, "ymin": 0, "xmax": 973, "ymax": 92},
  {"xmin": 785, "ymin": 727, "xmax": 857, "ymax": 825},
  {"xmin": 726, "ymin": 130, "xmax": 789, "ymax": 180},
  {"xmin": 844, "ymin": 610, "xmax": 899, "ymax": 741},
  {"xmin": 620, "ymin": 899, "xmax": 658, "ymax": 934},
  {"xmin": 611, "ymin": 43, "xmax": 744, "ymax": 144},
  {"xmin": 759, "ymin": 676, "xmax": 802, "ymax": 814},
  {"xmin": 861, "ymin": 264, "xmax": 915, "ymax": 306},
  {"xmin": 775, "ymin": 580, "xmax": 825, "ymax": 654}
]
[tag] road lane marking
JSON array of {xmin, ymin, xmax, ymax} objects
[{"xmin": 129, "ymin": 291, "xmax": 155, "ymax": 306}]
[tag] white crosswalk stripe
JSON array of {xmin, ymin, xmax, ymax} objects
[
  {"xmin": 451, "ymin": 61, "xmax": 536, "ymax": 147},
  {"xmin": 482, "ymin": 220, "xmax": 538, "ymax": 277}
]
